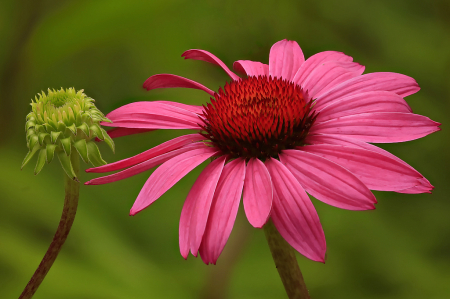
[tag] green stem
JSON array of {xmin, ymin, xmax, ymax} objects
[
  {"xmin": 263, "ymin": 220, "xmax": 310, "ymax": 299},
  {"xmin": 19, "ymin": 152, "xmax": 80, "ymax": 299}
]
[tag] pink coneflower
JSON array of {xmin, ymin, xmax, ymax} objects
[{"xmin": 86, "ymin": 40, "xmax": 439, "ymax": 264}]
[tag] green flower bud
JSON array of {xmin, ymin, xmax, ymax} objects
[{"xmin": 22, "ymin": 88, "xmax": 115, "ymax": 180}]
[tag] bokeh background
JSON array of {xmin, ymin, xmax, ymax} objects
[{"xmin": 1, "ymin": 0, "xmax": 449, "ymax": 298}]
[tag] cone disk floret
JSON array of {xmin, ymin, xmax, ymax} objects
[
  {"xmin": 22, "ymin": 88, "xmax": 115, "ymax": 180},
  {"xmin": 201, "ymin": 76, "xmax": 317, "ymax": 160}
]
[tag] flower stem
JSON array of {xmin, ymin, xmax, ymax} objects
[
  {"xmin": 263, "ymin": 220, "xmax": 310, "ymax": 299},
  {"xmin": 19, "ymin": 152, "xmax": 80, "ymax": 299}
]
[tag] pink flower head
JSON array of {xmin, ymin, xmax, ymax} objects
[{"xmin": 86, "ymin": 40, "xmax": 440, "ymax": 264}]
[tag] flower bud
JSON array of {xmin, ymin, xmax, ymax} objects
[{"xmin": 22, "ymin": 88, "xmax": 114, "ymax": 180}]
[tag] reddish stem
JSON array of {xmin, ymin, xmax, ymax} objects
[{"xmin": 19, "ymin": 153, "xmax": 79, "ymax": 299}]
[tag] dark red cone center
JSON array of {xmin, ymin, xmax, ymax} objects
[{"xmin": 201, "ymin": 76, "xmax": 317, "ymax": 160}]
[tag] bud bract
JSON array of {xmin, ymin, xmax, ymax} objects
[{"xmin": 22, "ymin": 88, "xmax": 114, "ymax": 180}]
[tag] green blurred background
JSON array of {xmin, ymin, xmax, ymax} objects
[{"xmin": 1, "ymin": 0, "xmax": 448, "ymax": 298}]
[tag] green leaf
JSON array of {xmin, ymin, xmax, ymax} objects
[
  {"xmin": 29, "ymin": 135, "xmax": 39, "ymax": 150},
  {"xmin": 26, "ymin": 129, "xmax": 36, "ymax": 140},
  {"xmin": 57, "ymin": 151, "xmax": 77, "ymax": 180},
  {"xmin": 57, "ymin": 121, "xmax": 66, "ymax": 132},
  {"xmin": 77, "ymin": 122, "xmax": 90, "ymax": 137},
  {"xmin": 81, "ymin": 112, "xmax": 91, "ymax": 123},
  {"xmin": 102, "ymin": 117, "xmax": 113, "ymax": 123},
  {"xmin": 34, "ymin": 124, "xmax": 44, "ymax": 133},
  {"xmin": 75, "ymin": 110, "xmax": 83, "ymax": 126},
  {"xmin": 47, "ymin": 118, "xmax": 58, "ymax": 130},
  {"xmin": 46, "ymin": 144, "xmax": 57, "ymax": 163},
  {"xmin": 60, "ymin": 137, "xmax": 72, "ymax": 156},
  {"xmin": 68, "ymin": 107, "xmax": 76, "ymax": 123},
  {"xmin": 21, "ymin": 144, "xmax": 40, "ymax": 169},
  {"xmin": 67, "ymin": 123, "xmax": 77, "ymax": 135},
  {"xmin": 74, "ymin": 139, "xmax": 89, "ymax": 163},
  {"xmin": 26, "ymin": 121, "xmax": 35, "ymax": 131},
  {"xmin": 51, "ymin": 131, "xmax": 61, "ymax": 143},
  {"xmin": 89, "ymin": 124, "xmax": 104, "ymax": 140},
  {"xmin": 26, "ymin": 113, "xmax": 35, "ymax": 121},
  {"xmin": 34, "ymin": 149, "xmax": 47, "ymax": 175},
  {"xmin": 86, "ymin": 141, "xmax": 107, "ymax": 167},
  {"xmin": 101, "ymin": 128, "xmax": 115, "ymax": 153},
  {"xmin": 38, "ymin": 132, "xmax": 50, "ymax": 146}
]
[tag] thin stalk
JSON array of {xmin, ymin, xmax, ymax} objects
[
  {"xmin": 19, "ymin": 152, "xmax": 80, "ymax": 299},
  {"xmin": 263, "ymin": 220, "xmax": 310, "ymax": 299}
]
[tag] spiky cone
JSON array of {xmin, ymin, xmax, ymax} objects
[
  {"xmin": 22, "ymin": 88, "xmax": 115, "ymax": 180},
  {"xmin": 19, "ymin": 88, "xmax": 114, "ymax": 299}
]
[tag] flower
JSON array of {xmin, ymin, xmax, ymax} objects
[
  {"xmin": 86, "ymin": 40, "xmax": 440, "ymax": 264},
  {"xmin": 23, "ymin": 88, "xmax": 114, "ymax": 180}
]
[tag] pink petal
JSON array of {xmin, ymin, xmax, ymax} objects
[
  {"xmin": 143, "ymin": 74, "xmax": 215, "ymax": 96},
  {"xmin": 85, "ymin": 143, "xmax": 207, "ymax": 185},
  {"xmin": 179, "ymin": 156, "xmax": 226, "ymax": 259},
  {"xmin": 102, "ymin": 127, "xmax": 155, "ymax": 139},
  {"xmin": 243, "ymin": 158, "xmax": 273, "ymax": 228},
  {"xmin": 301, "ymin": 61, "xmax": 365, "ymax": 99},
  {"xmin": 310, "ymin": 112, "xmax": 440, "ymax": 143},
  {"xmin": 154, "ymin": 101, "xmax": 205, "ymax": 115},
  {"xmin": 395, "ymin": 177, "xmax": 433, "ymax": 194},
  {"xmin": 265, "ymin": 158, "xmax": 326, "ymax": 262},
  {"xmin": 103, "ymin": 101, "xmax": 203, "ymax": 130},
  {"xmin": 179, "ymin": 184, "xmax": 196, "ymax": 259},
  {"xmin": 305, "ymin": 134, "xmax": 433, "ymax": 192},
  {"xmin": 130, "ymin": 146, "xmax": 220, "ymax": 215},
  {"xmin": 316, "ymin": 91, "xmax": 413, "ymax": 123},
  {"xmin": 87, "ymin": 134, "xmax": 206, "ymax": 173},
  {"xmin": 199, "ymin": 158, "xmax": 246, "ymax": 264},
  {"xmin": 102, "ymin": 119, "xmax": 200, "ymax": 130},
  {"xmin": 280, "ymin": 150, "xmax": 376, "ymax": 210},
  {"xmin": 182, "ymin": 49, "xmax": 240, "ymax": 81},
  {"xmin": 292, "ymin": 51, "xmax": 354, "ymax": 84},
  {"xmin": 233, "ymin": 60, "xmax": 269, "ymax": 77},
  {"xmin": 269, "ymin": 39, "xmax": 305, "ymax": 81},
  {"xmin": 300, "ymin": 144, "xmax": 426, "ymax": 191},
  {"xmin": 314, "ymin": 72, "xmax": 421, "ymax": 110}
]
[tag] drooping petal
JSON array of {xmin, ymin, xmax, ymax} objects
[
  {"xmin": 87, "ymin": 134, "xmax": 206, "ymax": 173},
  {"xmin": 304, "ymin": 134, "xmax": 433, "ymax": 192},
  {"xmin": 179, "ymin": 184, "xmax": 196, "ymax": 259},
  {"xmin": 104, "ymin": 127, "xmax": 155, "ymax": 139},
  {"xmin": 130, "ymin": 146, "xmax": 220, "ymax": 215},
  {"xmin": 243, "ymin": 158, "xmax": 273, "ymax": 228},
  {"xmin": 154, "ymin": 101, "xmax": 204, "ymax": 115},
  {"xmin": 103, "ymin": 101, "xmax": 203, "ymax": 130},
  {"xmin": 309, "ymin": 112, "xmax": 440, "ymax": 143},
  {"xmin": 233, "ymin": 60, "xmax": 269, "ymax": 77},
  {"xmin": 199, "ymin": 158, "xmax": 246, "ymax": 264},
  {"xmin": 314, "ymin": 72, "xmax": 421, "ymax": 110},
  {"xmin": 182, "ymin": 49, "xmax": 241, "ymax": 81},
  {"xmin": 269, "ymin": 39, "xmax": 305, "ymax": 81},
  {"xmin": 292, "ymin": 51, "xmax": 354, "ymax": 84},
  {"xmin": 280, "ymin": 150, "xmax": 376, "ymax": 210},
  {"xmin": 143, "ymin": 74, "xmax": 215, "ymax": 96},
  {"xmin": 301, "ymin": 61, "xmax": 365, "ymax": 99},
  {"xmin": 265, "ymin": 158, "xmax": 326, "ymax": 262},
  {"xmin": 85, "ymin": 143, "xmax": 207, "ymax": 185},
  {"xmin": 300, "ymin": 144, "xmax": 426, "ymax": 191},
  {"xmin": 316, "ymin": 91, "xmax": 413, "ymax": 123},
  {"xmin": 179, "ymin": 156, "xmax": 226, "ymax": 259},
  {"xmin": 396, "ymin": 178, "xmax": 433, "ymax": 194}
]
